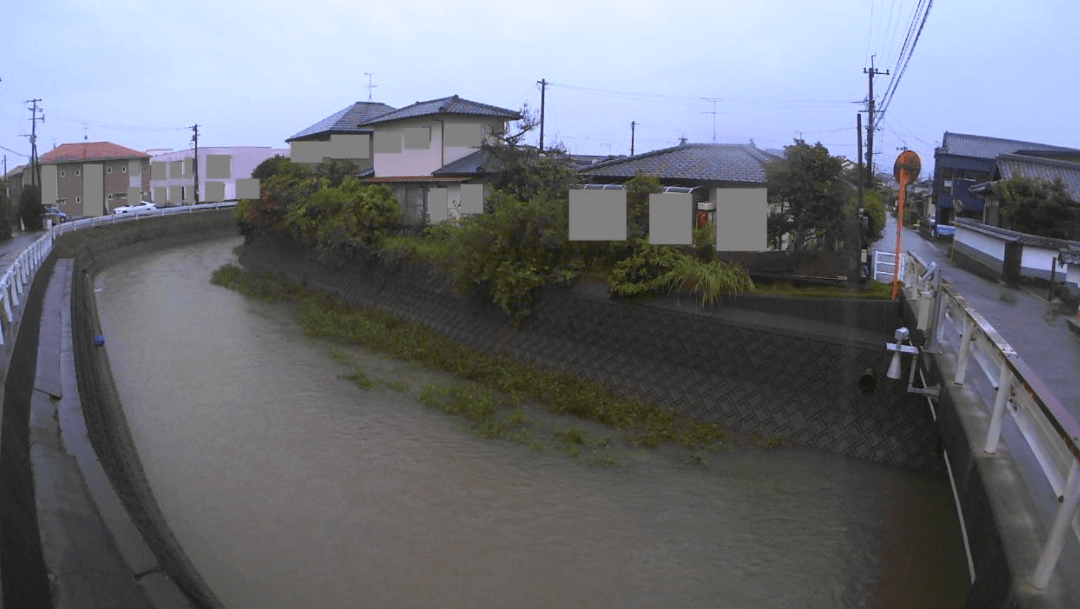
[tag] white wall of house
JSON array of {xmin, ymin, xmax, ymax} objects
[
  {"xmin": 373, "ymin": 117, "xmax": 503, "ymax": 178},
  {"xmin": 150, "ymin": 147, "xmax": 288, "ymax": 204}
]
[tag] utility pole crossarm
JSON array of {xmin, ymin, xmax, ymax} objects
[{"xmin": 863, "ymin": 56, "xmax": 889, "ymax": 184}]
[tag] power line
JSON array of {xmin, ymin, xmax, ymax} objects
[
  {"xmin": 878, "ymin": 0, "xmax": 934, "ymax": 121},
  {"xmin": 0, "ymin": 144, "xmax": 29, "ymax": 158},
  {"xmin": 48, "ymin": 111, "xmax": 189, "ymax": 132}
]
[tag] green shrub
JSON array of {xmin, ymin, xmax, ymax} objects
[{"xmin": 608, "ymin": 239, "xmax": 753, "ymax": 306}]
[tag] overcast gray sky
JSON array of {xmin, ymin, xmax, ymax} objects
[{"xmin": 2, "ymin": 0, "xmax": 1078, "ymax": 180}]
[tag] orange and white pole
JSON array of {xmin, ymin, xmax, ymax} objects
[{"xmin": 892, "ymin": 182, "xmax": 905, "ymax": 301}]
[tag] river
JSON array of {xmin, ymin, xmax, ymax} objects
[{"xmin": 95, "ymin": 237, "xmax": 970, "ymax": 608}]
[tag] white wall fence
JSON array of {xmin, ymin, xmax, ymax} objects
[
  {"xmin": 0, "ymin": 203, "xmax": 237, "ymax": 351},
  {"xmin": 901, "ymin": 251, "xmax": 1080, "ymax": 591},
  {"xmin": 953, "ymin": 218, "xmax": 1079, "ymax": 289}
]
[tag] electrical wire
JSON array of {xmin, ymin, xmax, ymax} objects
[
  {"xmin": 878, "ymin": 0, "xmax": 934, "ymax": 121},
  {"xmin": 0, "ymin": 144, "xmax": 30, "ymax": 158},
  {"xmin": 48, "ymin": 111, "xmax": 189, "ymax": 132}
]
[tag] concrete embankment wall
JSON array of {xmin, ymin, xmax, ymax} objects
[
  {"xmin": 62, "ymin": 213, "xmax": 234, "ymax": 609},
  {"xmin": 0, "ymin": 212, "xmax": 236, "ymax": 609},
  {"xmin": 240, "ymin": 236, "xmax": 943, "ymax": 474}
]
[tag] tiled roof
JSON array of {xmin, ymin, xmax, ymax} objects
[
  {"xmin": 996, "ymin": 154, "xmax": 1080, "ymax": 201},
  {"xmin": 39, "ymin": 142, "xmax": 149, "ymax": 164},
  {"xmin": 362, "ymin": 176, "xmax": 468, "ymax": 183},
  {"xmin": 1059, "ymin": 246, "xmax": 1080, "ymax": 266},
  {"xmin": 939, "ymin": 132, "xmax": 1080, "ymax": 160},
  {"xmin": 431, "ymin": 149, "xmax": 501, "ymax": 176},
  {"xmin": 580, "ymin": 143, "xmax": 775, "ymax": 184},
  {"xmin": 287, "ymin": 101, "xmax": 398, "ymax": 141},
  {"xmin": 360, "ymin": 95, "xmax": 520, "ymax": 126},
  {"xmin": 5, "ymin": 164, "xmax": 28, "ymax": 179}
]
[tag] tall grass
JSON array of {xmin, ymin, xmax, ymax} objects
[{"xmin": 212, "ymin": 264, "xmax": 726, "ymax": 451}]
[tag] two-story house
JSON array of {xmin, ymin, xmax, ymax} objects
[
  {"xmin": 287, "ymin": 96, "xmax": 520, "ymax": 223},
  {"xmin": 149, "ymin": 146, "xmax": 290, "ymax": 205},
  {"xmin": 358, "ymin": 95, "xmax": 521, "ymax": 223},
  {"xmin": 286, "ymin": 101, "xmax": 397, "ymax": 173},
  {"xmin": 932, "ymin": 132, "xmax": 1080, "ymax": 226},
  {"xmin": 37, "ymin": 142, "xmax": 151, "ymax": 217}
]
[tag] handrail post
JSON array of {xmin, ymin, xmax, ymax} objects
[
  {"xmin": 1032, "ymin": 460, "xmax": 1080, "ymax": 589},
  {"xmin": 955, "ymin": 316, "xmax": 974, "ymax": 384},
  {"xmin": 984, "ymin": 361, "xmax": 1014, "ymax": 454}
]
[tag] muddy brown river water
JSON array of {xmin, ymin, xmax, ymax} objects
[{"xmin": 95, "ymin": 237, "xmax": 970, "ymax": 608}]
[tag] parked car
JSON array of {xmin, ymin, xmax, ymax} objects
[
  {"xmin": 112, "ymin": 202, "xmax": 158, "ymax": 215},
  {"xmin": 43, "ymin": 205, "xmax": 68, "ymax": 223}
]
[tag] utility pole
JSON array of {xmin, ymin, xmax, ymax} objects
[
  {"xmin": 851, "ymin": 112, "xmax": 865, "ymax": 285},
  {"xmin": 702, "ymin": 97, "xmax": 722, "ymax": 143},
  {"xmin": 191, "ymin": 124, "xmax": 199, "ymax": 205},
  {"xmin": 26, "ymin": 99, "xmax": 44, "ymax": 188},
  {"xmin": 631, "ymin": 121, "xmax": 636, "ymax": 156},
  {"xmin": 863, "ymin": 56, "xmax": 889, "ymax": 184},
  {"xmin": 363, "ymin": 73, "xmax": 377, "ymax": 101},
  {"xmin": 537, "ymin": 79, "xmax": 547, "ymax": 153}
]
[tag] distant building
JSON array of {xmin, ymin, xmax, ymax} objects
[
  {"xmin": 4, "ymin": 163, "xmax": 30, "ymax": 204},
  {"xmin": 932, "ymin": 132, "xmax": 1080, "ymax": 225},
  {"xmin": 149, "ymin": 146, "xmax": 289, "ymax": 206},
  {"xmin": 38, "ymin": 142, "xmax": 151, "ymax": 217}
]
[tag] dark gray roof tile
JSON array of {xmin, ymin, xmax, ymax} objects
[
  {"xmin": 580, "ymin": 143, "xmax": 773, "ymax": 184},
  {"xmin": 996, "ymin": 154, "xmax": 1080, "ymax": 201},
  {"xmin": 360, "ymin": 95, "xmax": 520, "ymax": 126},
  {"xmin": 287, "ymin": 102, "xmax": 397, "ymax": 141},
  {"xmin": 940, "ymin": 132, "xmax": 1080, "ymax": 160}
]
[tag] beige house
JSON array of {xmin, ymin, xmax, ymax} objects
[
  {"xmin": 287, "ymin": 95, "xmax": 521, "ymax": 224},
  {"xmin": 38, "ymin": 142, "xmax": 151, "ymax": 217}
]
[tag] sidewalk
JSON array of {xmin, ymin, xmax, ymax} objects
[{"xmin": 875, "ymin": 213, "xmax": 1080, "ymax": 425}]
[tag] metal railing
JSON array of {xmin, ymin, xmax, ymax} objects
[
  {"xmin": 0, "ymin": 203, "xmax": 237, "ymax": 349},
  {"xmin": 901, "ymin": 250, "xmax": 1080, "ymax": 590},
  {"xmin": 871, "ymin": 249, "xmax": 906, "ymax": 284}
]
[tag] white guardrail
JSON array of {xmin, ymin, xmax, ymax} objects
[
  {"xmin": 901, "ymin": 250, "xmax": 1080, "ymax": 590},
  {"xmin": 0, "ymin": 203, "xmax": 237, "ymax": 350}
]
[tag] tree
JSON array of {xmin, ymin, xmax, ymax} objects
[
  {"xmin": 479, "ymin": 104, "xmax": 579, "ymax": 206},
  {"xmin": 19, "ymin": 185, "xmax": 43, "ymax": 231},
  {"xmin": 0, "ymin": 180, "xmax": 12, "ymax": 240},
  {"xmin": 625, "ymin": 173, "xmax": 661, "ymax": 240},
  {"xmin": 991, "ymin": 174, "xmax": 1079, "ymax": 240},
  {"xmin": 315, "ymin": 159, "xmax": 362, "ymax": 188},
  {"xmin": 251, "ymin": 155, "xmax": 308, "ymax": 182},
  {"xmin": 765, "ymin": 140, "xmax": 852, "ymax": 251}
]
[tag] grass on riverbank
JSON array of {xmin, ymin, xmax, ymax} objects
[
  {"xmin": 753, "ymin": 279, "xmax": 898, "ymax": 299},
  {"xmin": 210, "ymin": 263, "xmax": 726, "ymax": 454}
]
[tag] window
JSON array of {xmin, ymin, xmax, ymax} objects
[
  {"xmin": 107, "ymin": 165, "xmax": 113, "ymax": 174},
  {"xmin": 76, "ymin": 197, "xmax": 81, "ymax": 204},
  {"xmin": 107, "ymin": 194, "xmax": 113, "ymax": 201},
  {"xmin": 122, "ymin": 165, "xmax": 127, "ymax": 173},
  {"xmin": 60, "ymin": 170, "xmax": 66, "ymax": 178},
  {"xmin": 75, "ymin": 169, "xmax": 81, "ymax": 176}
]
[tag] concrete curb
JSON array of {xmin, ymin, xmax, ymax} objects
[{"xmin": 29, "ymin": 258, "xmax": 195, "ymax": 608}]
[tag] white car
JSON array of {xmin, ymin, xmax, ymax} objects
[{"xmin": 113, "ymin": 202, "xmax": 158, "ymax": 215}]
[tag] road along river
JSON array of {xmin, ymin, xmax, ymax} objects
[{"xmin": 94, "ymin": 237, "xmax": 970, "ymax": 609}]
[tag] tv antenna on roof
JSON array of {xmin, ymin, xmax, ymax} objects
[{"xmin": 364, "ymin": 73, "xmax": 377, "ymax": 101}]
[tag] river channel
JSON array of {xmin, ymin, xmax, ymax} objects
[{"xmin": 95, "ymin": 237, "xmax": 970, "ymax": 608}]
